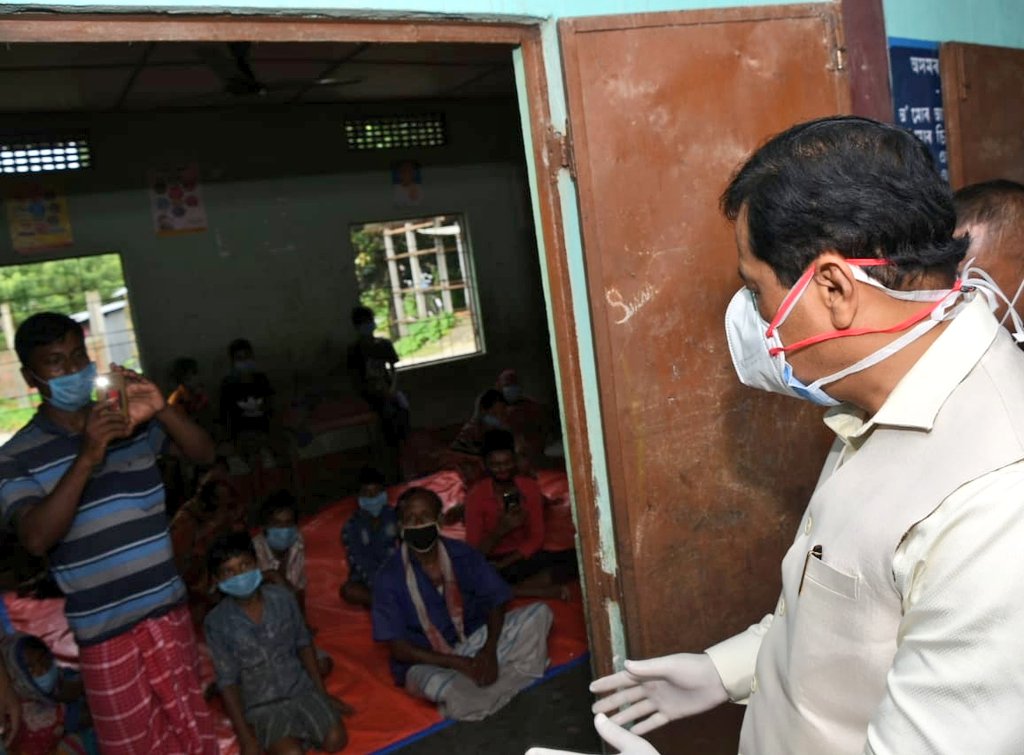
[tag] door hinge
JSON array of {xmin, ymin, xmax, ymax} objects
[
  {"xmin": 546, "ymin": 125, "xmax": 576, "ymax": 181},
  {"xmin": 826, "ymin": 10, "xmax": 847, "ymax": 72}
]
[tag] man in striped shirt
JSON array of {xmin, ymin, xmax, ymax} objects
[{"xmin": 0, "ymin": 313, "xmax": 219, "ymax": 755}]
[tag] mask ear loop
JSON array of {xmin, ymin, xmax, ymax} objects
[{"xmin": 960, "ymin": 263, "xmax": 1024, "ymax": 343}]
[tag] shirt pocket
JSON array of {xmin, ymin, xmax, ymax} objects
[{"xmin": 788, "ymin": 556, "xmax": 862, "ymax": 710}]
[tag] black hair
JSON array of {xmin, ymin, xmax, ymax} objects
[
  {"xmin": 260, "ymin": 489, "xmax": 298, "ymax": 524},
  {"xmin": 170, "ymin": 356, "xmax": 199, "ymax": 384},
  {"xmin": 396, "ymin": 486, "xmax": 443, "ymax": 519},
  {"xmin": 196, "ymin": 479, "xmax": 223, "ymax": 512},
  {"xmin": 14, "ymin": 313, "xmax": 84, "ymax": 367},
  {"xmin": 228, "ymin": 338, "xmax": 253, "ymax": 358},
  {"xmin": 722, "ymin": 116, "xmax": 968, "ymax": 288},
  {"xmin": 954, "ymin": 180, "xmax": 1024, "ymax": 234},
  {"xmin": 481, "ymin": 428, "xmax": 515, "ymax": 459},
  {"xmin": 207, "ymin": 531, "xmax": 256, "ymax": 577},
  {"xmin": 351, "ymin": 305, "xmax": 374, "ymax": 326},
  {"xmin": 358, "ymin": 466, "xmax": 386, "ymax": 487},
  {"xmin": 20, "ymin": 635, "xmax": 51, "ymax": 659},
  {"xmin": 478, "ymin": 389, "xmax": 507, "ymax": 412}
]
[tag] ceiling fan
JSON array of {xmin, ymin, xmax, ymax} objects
[{"xmin": 195, "ymin": 42, "xmax": 363, "ymax": 98}]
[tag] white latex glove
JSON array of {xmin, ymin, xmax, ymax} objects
[
  {"xmin": 591, "ymin": 652, "xmax": 729, "ymax": 735},
  {"xmin": 525, "ymin": 713, "xmax": 660, "ymax": 755}
]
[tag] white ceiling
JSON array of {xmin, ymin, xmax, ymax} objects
[{"xmin": 0, "ymin": 41, "xmax": 517, "ymax": 112}]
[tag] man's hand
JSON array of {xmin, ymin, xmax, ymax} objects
[
  {"xmin": 590, "ymin": 653, "xmax": 728, "ymax": 736},
  {"xmin": 328, "ymin": 694, "xmax": 355, "ymax": 717},
  {"xmin": 113, "ymin": 364, "xmax": 165, "ymax": 428},
  {"xmin": 525, "ymin": 713, "xmax": 660, "ymax": 755},
  {"xmin": 497, "ymin": 505, "xmax": 527, "ymax": 535},
  {"xmin": 80, "ymin": 402, "xmax": 131, "ymax": 466},
  {"xmin": 470, "ymin": 647, "xmax": 499, "ymax": 687},
  {"xmin": 237, "ymin": 730, "xmax": 262, "ymax": 755}
]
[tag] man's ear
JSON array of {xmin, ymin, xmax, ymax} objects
[
  {"xmin": 20, "ymin": 365, "xmax": 40, "ymax": 393},
  {"xmin": 811, "ymin": 252, "xmax": 858, "ymax": 330}
]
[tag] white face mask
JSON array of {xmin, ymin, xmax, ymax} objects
[{"xmin": 725, "ymin": 259, "xmax": 975, "ymax": 406}]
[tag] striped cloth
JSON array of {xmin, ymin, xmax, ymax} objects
[
  {"xmin": 247, "ymin": 689, "xmax": 338, "ymax": 749},
  {"xmin": 0, "ymin": 412, "xmax": 185, "ymax": 645},
  {"xmin": 78, "ymin": 605, "xmax": 217, "ymax": 755}
]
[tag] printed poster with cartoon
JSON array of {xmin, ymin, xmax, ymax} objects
[
  {"xmin": 5, "ymin": 183, "xmax": 74, "ymax": 252},
  {"xmin": 149, "ymin": 164, "xmax": 207, "ymax": 236}
]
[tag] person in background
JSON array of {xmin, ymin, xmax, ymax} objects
[
  {"xmin": 466, "ymin": 430, "xmax": 575, "ymax": 600},
  {"xmin": 219, "ymin": 338, "xmax": 277, "ymax": 474},
  {"xmin": 371, "ymin": 487, "xmax": 553, "ymax": 721},
  {"xmin": 169, "ymin": 476, "xmax": 245, "ymax": 625},
  {"xmin": 253, "ymin": 491, "xmax": 308, "ymax": 616},
  {"xmin": 495, "ymin": 369, "xmax": 558, "ymax": 465},
  {"xmin": 346, "ymin": 306, "xmax": 410, "ymax": 481},
  {"xmin": 954, "ymin": 179, "xmax": 1024, "ymax": 325},
  {"xmin": 204, "ymin": 533, "xmax": 348, "ymax": 755},
  {"xmin": 0, "ymin": 312, "xmax": 218, "ymax": 755},
  {"xmin": 168, "ymin": 357, "xmax": 210, "ymax": 423},
  {"xmin": 339, "ymin": 467, "xmax": 399, "ymax": 608},
  {"xmin": 450, "ymin": 389, "xmax": 510, "ymax": 457},
  {"xmin": 0, "ymin": 632, "xmax": 97, "ymax": 755}
]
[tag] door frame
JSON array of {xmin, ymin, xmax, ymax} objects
[{"xmin": 0, "ymin": 10, "xmax": 617, "ymax": 668}]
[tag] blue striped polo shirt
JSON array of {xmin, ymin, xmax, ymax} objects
[{"xmin": 0, "ymin": 411, "xmax": 185, "ymax": 646}]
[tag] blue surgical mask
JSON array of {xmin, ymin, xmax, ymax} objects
[
  {"xmin": 35, "ymin": 362, "xmax": 97, "ymax": 412},
  {"xmin": 482, "ymin": 413, "xmax": 506, "ymax": 429},
  {"xmin": 358, "ymin": 491, "xmax": 388, "ymax": 518},
  {"xmin": 233, "ymin": 359, "xmax": 256, "ymax": 374},
  {"xmin": 501, "ymin": 385, "xmax": 522, "ymax": 404},
  {"xmin": 33, "ymin": 664, "xmax": 58, "ymax": 695},
  {"xmin": 358, "ymin": 322, "xmax": 376, "ymax": 338},
  {"xmin": 218, "ymin": 569, "xmax": 263, "ymax": 598},
  {"xmin": 265, "ymin": 526, "xmax": 298, "ymax": 551}
]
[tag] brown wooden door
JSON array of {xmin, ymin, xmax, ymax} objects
[
  {"xmin": 559, "ymin": 5, "xmax": 849, "ymax": 750},
  {"xmin": 940, "ymin": 42, "xmax": 1024, "ymax": 189}
]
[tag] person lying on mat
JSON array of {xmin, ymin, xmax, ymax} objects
[
  {"xmin": 371, "ymin": 486, "xmax": 554, "ymax": 721},
  {"xmin": 205, "ymin": 532, "xmax": 349, "ymax": 755},
  {"xmin": 466, "ymin": 430, "xmax": 578, "ymax": 601},
  {"xmin": 340, "ymin": 466, "xmax": 399, "ymax": 608}
]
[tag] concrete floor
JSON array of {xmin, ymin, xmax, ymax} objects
[{"xmin": 395, "ymin": 660, "xmax": 603, "ymax": 755}]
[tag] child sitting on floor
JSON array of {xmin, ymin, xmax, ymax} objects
[
  {"xmin": 204, "ymin": 532, "xmax": 349, "ymax": 755},
  {"xmin": 0, "ymin": 632, "xmax": 98, "ymax": 755},
  {"xmin": 253, "ymin": 491, "xmax": 308, "ymax": 614},
  {"xmin": 252, "ymin": 490, "xmax": 333, "ymax": 677},
  {"xmin": 339, "ymin": 467, "xmax": 399, "ymax": 607}
]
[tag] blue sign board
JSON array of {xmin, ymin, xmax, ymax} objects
[{"xmin": 889, "ymin": 38, "xmax": 948, "ymax": 181}]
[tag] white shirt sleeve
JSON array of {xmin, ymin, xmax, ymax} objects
[
  {"xmin": 705, "ymin": 614, "xmax": 774, "ymax": 703},
  {"xmin": 865, "ymin": 464, "xmax": 1024, "ymax": 754}
]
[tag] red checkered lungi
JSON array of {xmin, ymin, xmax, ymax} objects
[{"xmin": 78, "ymin": 605, "xmax": 218, "ymax": 755}]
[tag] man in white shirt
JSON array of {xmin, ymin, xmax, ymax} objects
[{"xmin": 529, "ymin": 117, "xmax": 1024, "ymax": 755}]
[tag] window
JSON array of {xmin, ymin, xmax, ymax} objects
[
  {"xmin": 0, "ymin": 135, "xmax": 92, "ymax": 175},
  {"xmin": 0, "ymin": 253, "xmax": 139, "ymax": 440},
  {"xmin": 350, "ymin": 214, "xmax": 483, "ymax": 368},
  {"xmin": 344, "ymin": 114, "xmax": 447, "ymax": 151}
]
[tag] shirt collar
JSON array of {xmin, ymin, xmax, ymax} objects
[{"xmin": 823, "ymin": 295, "xmax": 999, "ymax": 444}]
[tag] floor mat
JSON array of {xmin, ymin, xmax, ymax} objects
[{"xmin": 2, "ymin": 469, "xmax": 589, "ymax": 754}]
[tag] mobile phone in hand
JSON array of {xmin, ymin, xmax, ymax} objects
[
  {"xmin": 95, "ymin": 372, "xmax": 128, "ymax": 418},
  {"xmin": 502, "ymin": 489, "xmax": 521, "ymax": 511}
]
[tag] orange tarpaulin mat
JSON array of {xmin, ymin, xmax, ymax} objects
[{"xmin": 2, "ymin": 469, "xmax": 589, "ymax": 754}]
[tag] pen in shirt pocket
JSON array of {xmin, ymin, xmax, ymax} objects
[{"xmin": 798, "ymin": 544, "xmax": 823, "ymax": 596}]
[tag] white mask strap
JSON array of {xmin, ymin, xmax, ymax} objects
[{"xmin": 960, "ymin": 262, "xmax": 1024, "ymax": 343}]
